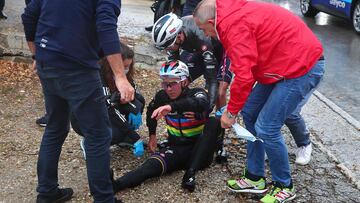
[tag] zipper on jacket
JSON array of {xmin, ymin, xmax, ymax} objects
[{"xmin": 178, "ymin": 115, "xmax": 184, "ymax": 137}]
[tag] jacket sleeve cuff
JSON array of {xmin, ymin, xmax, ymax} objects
[
  {"xmin": 101, "ymin": 39, "xmax": 121, "ymax": 56},
  {"xmin": 227, "ymin": 104, "xmax": 240, "ymax": 115},
  {"xmin": 24, "ymin": 31, "xmax": 36, "ymax": 41},
  {"xmin": 22, "ymin": 20, "xmax": 37, "ymax": 41}
]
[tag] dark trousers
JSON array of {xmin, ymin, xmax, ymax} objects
[
  {"xmin": 0, "ymin": 0, "xmax": 4, "ymax": 11},
  {"xmin": 25, "ymin": 0, "xmax": 31, "ymax": 5},
  {"xmin": 182, "ymin": 0, "xmax": 201, "ymax": 16},
  {"xmin": 36, "ymin": 65, "xmax": 114, "ymax": 203}
]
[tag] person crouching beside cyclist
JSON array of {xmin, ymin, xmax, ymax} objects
[
  {"xmin": 71, "ymin": 42, "xmax": 145, "ymax": 158},
  {"xmin": 112, "ymin": 60, "xmax": 222, "ymax": 193}
]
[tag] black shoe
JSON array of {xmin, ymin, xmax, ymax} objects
[
  {"xmin": 115, "ymin": 198, "xmax": 123, "ymax": 203},
  {"xmin": 215, "ymin": 148, "xmax": 228, "ymax": 164},
  {"xmin": 0, "ymin": 11, "xmax": 7, "ymax": 19},
  {"xmin": 181, "ymin": 169, "xmax": 196, "ymax": 192},
  {"xmin": 145, "ymin": 25, "xmax": 153, "ymax": 32},
  {"xmin": 157, "ymin": 139, "xmax": 168, "ymax": 149},
  {"xmin": 36, "ymin": 115, "xmax": 48, "ymax": 127},
  {"xmin": 36, "ymin": 188, "xmax": 73, "ymax": 203}
]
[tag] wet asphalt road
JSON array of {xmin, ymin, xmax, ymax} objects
[{"xmin": 263, "ymin": 0, "xmax": 360, "ymax": 121}]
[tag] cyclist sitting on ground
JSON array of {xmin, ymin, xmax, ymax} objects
[
  {"xmin": 112, "ymin": 60, "xmax": 222, "ymax": 193},
  {"xmin": 71, "ymin": 42, "xmax": 145, "ymax": 158},
  {"xmin": 152, "ymin": 13, "xmax": 232, "ymax": 162}
]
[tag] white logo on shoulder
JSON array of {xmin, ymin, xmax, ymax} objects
[
  {"xmin": 194, "ymin": 92, "xmax": 206, "ymax": 98},
  {"xmin": 40, "ymin": 38, "xmax": 48, "ymax": 48}
]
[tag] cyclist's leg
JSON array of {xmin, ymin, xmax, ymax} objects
[
  {"xmin": 188, "ymin": 117, "xmax": 221, "ymax": 170},
  {"xmin": 113, "ymin": 157, "xmax": 163, "ymax": 192},
  {"xmin": 113, "ymin": 145, "xmax": 192, "ymax": 192}
]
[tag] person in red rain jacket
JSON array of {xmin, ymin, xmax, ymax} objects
[{"xmin": 194, "ymin": 0, "xmax": 325, "ymax": 202}]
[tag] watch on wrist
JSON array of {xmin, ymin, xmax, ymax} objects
[{"xmin": 226, "ymin": 111, "xmax": 237, "ymax": 119}]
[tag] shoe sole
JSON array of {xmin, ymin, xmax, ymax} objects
[
  {"xmin": 53, "ymin": 191, "xmax": 74, "ymax": 203},
  {"xmin": 281, "ymin": 194, "xmax": 296, "ymax": 202},
  {"xmin": 295, "ymin": 159, "xmax": 311, "ymax": 165},
  {"xmin": 38, "ymin": 189, "xmax": 73, "ymax": 203},
  {"xmin": 227, "ymin": 186, "xmax": 268, "ymax": 194},
  {"xmin": 181, "ymin": 184, "xmax": 195, "ymax": 192},
  {"xmin": 37, "ymin": 123, "xmax": 47, "ymax": 127},
  {"xmin": 53, "ymin": 195, "xmax": 73, "ymax": 203}
]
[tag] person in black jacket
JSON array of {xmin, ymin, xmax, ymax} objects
[
  {"xmin": 22, "ymin": 0, "xmax": 134, "ymax": 202},
  {"xmin": 145, "ymin": 0, "xmax": 201, "ymax": 32},
  {"xmin": 71, "ymin": 42, "xmax": 145, "ymax": 158},
  {"xmin": 112, "ymin": 60, "xmax": 222, "ymax": 193}
]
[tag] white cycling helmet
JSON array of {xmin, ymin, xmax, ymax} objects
[
  {"xmin": 152, "ymin": 13, "xmax": 183, "ymax": 50},
  {"xmin": 159, "ymin": 60, "xmax": 189, "ymax": 81}
]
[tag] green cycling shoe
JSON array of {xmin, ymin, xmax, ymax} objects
[
  {"xmin": 260, "ymin": 184, "xmax": 296, "ymax": 203},
  {"xmin": 227, "ymin": 177, "xmax": 267, "ymax": 194}
]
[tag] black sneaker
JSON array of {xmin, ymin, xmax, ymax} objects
[
  {"xmin": 36, "ymin": 188, "xmax": 73, "ymax": 203},
  {"xmin": 157, "ymin": 139, "xmax": 169, "ymax": 149},
  {"xmin": 215, "ymin": 148, "xmax": 228, "ymax": 164},
  {"xmin": 115, "ymin": 198, "xmax": 123, "ymax": 203},
  {"xmin": 0, "ymin": 11, "xmax": 7, "ymax": 19},
  {"xmin": 145, "ymin": 25, "xmax": 153, "ymax": 32},
  {"xmin": 181, "ymin": 168, "xmax": 196, "ymax": 192},
  {"xmin": 36, "ymin": 115, "xmax": 48, "ymax": 127}
]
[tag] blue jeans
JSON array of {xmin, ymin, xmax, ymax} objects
[
  {"xmin": 285, "ymin": 88, "xmax": 314, "ymax": 147},
  {"xmin": 241, "ymin": 60, "xmax": 325, "ymax": 186},
  {"xmin": 0, "ymin": 0, "xmax": 4, "ymax": 11},
  {"xmin": 36, "ymin": 65, "xmax": 114, "ymax": 202}
]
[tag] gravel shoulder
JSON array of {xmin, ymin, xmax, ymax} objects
[{"xmin": 0, "ymin": 60, "xmax": 359, "ymax": 202}]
